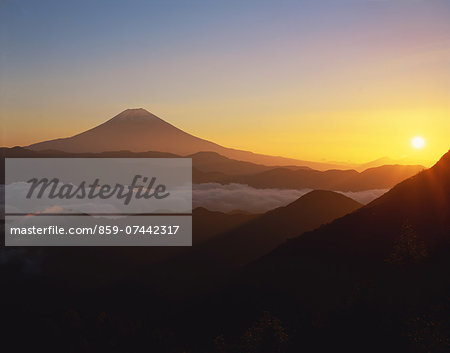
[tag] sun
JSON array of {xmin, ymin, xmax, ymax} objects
[{"xmin": 411, "ymin": 136, "xmax": 425, "ymax": 149}]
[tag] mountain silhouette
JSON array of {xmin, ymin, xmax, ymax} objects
[
  {"xmin": 227, "ymin": 151, "xmax": 450, "ymax": 339},
  {"xmin": 191, "ymin": 150, "xmax": 449, "ymax": 352},
  {"xmin": 1, "ymin": 146, "xmax": 423, "ymax": 192},
  {"xmin": 188, "ymin": 151, "xmax": 275, "ymax": 175},
  {"xmin": 230, "ymin": 164, "xmax": 425, "ymax": 191},
  {"xmin": 191, "ymin": 190, "xmax": 363, "ymax": 268},
  {"xmin": 28, "ymin": 108, "xmax": 222, "ymax": 155},
  {"xmin": 150, "ymin": 190, "xmax": 362, "ymax": 291},
  {"xmin": 27, "ymin": 108, "xmax": 343, "ymax": 170},
  {"xmin": 264, "ymin": 150, "xmax": 450, "ymax": 261},
  {"xmin": 191, "ymin": 160, "xmax": 424, "ymax": 192}
]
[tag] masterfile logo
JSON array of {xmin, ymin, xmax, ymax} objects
[
  {"xmin": 26, "ymin": 175, "xmax": 171, "ymax": 206},
  {"xmin": 5, "ymin": 158, "xmax": 191, "ymax": 214},
  {"xmin": 4, "ymin": 158, "xmax": 192, "ymax": 246}
]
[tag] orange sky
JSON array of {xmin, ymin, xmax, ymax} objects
[{"xmin": 1, "ymin": 0, "xmax": 449, "ymax": 166}]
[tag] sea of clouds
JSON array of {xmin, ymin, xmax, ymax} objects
[
  {"xmin": 1, "ymin": 183, "xmax": 388, "ymax": 215},
  {"xmin": 193, "ymin": 183, "xmax": 388, "ymax": 213}
]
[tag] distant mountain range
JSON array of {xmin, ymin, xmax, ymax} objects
[
  {"xmin": 22, "ymin": 108, "xmax": 419, "ymax": 171},
  {"xmin": 193, "ymin": 161, "xmax": 424, "ymax": 192},
  {"xmin": 1, "ymin": 146, "xmax": 423, "ymax": 192},
  {"xmin": 26, "ymin": 108, "xmax": 345, "ymax": 170}
]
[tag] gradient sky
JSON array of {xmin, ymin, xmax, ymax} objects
[{"xmin": 1, "ymin": 0, "xmax": 449, "ymax": 166}]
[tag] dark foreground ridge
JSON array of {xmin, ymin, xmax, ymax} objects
[{"xmin": 1, "ymin": 150, "xmax": 449, "ymax": 352}]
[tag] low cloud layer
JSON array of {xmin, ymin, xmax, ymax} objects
[
  {"xmin": 193, "ymin": 183, "xmax": 388, "ymax": 213},
  {"xmin": 2, "ymin": 183, "xmax": 388, "ymax": 215}
]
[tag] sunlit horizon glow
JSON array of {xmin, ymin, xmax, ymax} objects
[
  {"xmin": 1, "ymin": 0, "xmax": 449, "ymax": 167},
  {"xmin": 412, "ymin": 136, "xmax": 426, "ymax": 150}
]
